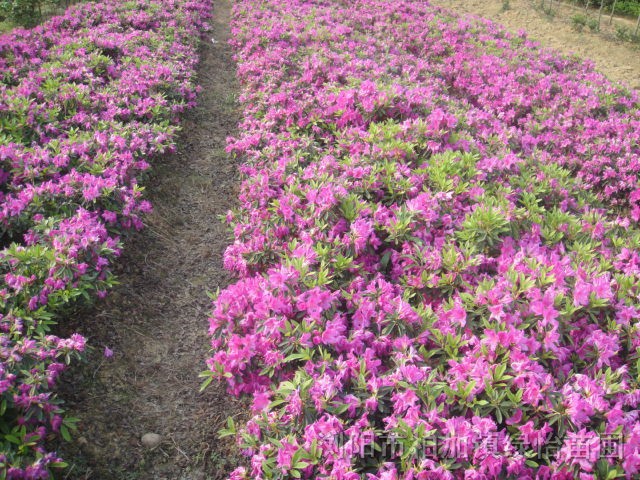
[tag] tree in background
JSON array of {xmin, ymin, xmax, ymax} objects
[{"xmin": 0, "ymin": 0, "xmax": 58, "ymax": 27}]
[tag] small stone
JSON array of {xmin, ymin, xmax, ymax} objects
[
  {"xmin": 77, "ymin": 436, "xmax": 88, "ymax": 447},
  {"xmin": 141, "ymin": 433, "xmax": 162, "ymax": 449}
]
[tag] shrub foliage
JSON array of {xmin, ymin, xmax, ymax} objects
[
  {"xmin": 207, "ymin": 0, "xmax": 640, "ymax": 479},
  {"xmin": 0, "ymin": 0, "xmax": 210, "ymax": 476}
]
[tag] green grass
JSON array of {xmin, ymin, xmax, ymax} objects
[{"xmin": 0, "ymin": 19, "xmax": 17, "ymax": 33}]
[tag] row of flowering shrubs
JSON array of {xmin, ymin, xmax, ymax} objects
[
  {"xmin": 0, "ymin": 0, "xmax": 210, "ymax": 476},
  {"xmin": 207, "ymin": 0, "xmax": 640, "ymax": 478}
]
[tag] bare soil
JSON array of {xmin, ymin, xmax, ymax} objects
[
  {"xmin": 57, "ymin": 1, "xmax": 246, "ymax": 478},
  {"xmin": 430, "ymin": 0, "xmax": 640, "ymax": 89}
]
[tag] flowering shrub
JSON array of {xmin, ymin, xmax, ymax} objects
[
  {"xmin": 0, "ymin": 0, "xmax": 210, "ymax": 476},
  {"xmin": 207, "ymin": 0, "xmax": 640, "ymax": 478}
]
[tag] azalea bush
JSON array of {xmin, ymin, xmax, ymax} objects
[
  {"xmin": 0, "ymin": 0, "xmax": 210, "ymax": 476},
  {"xmin": 207, "ymin": 0, "xmax": 640, "ymax": 478}
]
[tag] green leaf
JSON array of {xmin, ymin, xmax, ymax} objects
[
  {"xmin": 199, "ymin": 370, "xmax": 215, "ymax": 392},
  {"xmin": 4, "ymin": 434, "xmax": 20, "ymax": 444},
  {"xmin": 60, "ymin": 425, "xmax": 72, "ymax": 442}
]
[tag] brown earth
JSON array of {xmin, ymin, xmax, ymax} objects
[
  {"xmin": 430, "ymin": 0, "xmax": 640, "ymax": 89},
  {"xmin": 56, "ymin": 1, "xmax": 247, "ymax": 478}
]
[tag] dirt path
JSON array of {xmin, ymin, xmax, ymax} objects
[
  {"xmin": 58, "ymin": 1, "xmax": 245, "ymax": 478},
  {"xmin": 431, "ymin": 0, "xmax": 640, "ymax": 89}
]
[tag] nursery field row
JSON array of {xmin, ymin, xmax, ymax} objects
[
  {"xmin": 208, "ymin": 0, "xmax": 640, "ymax": 479},
  {"xmin": 0, "ymin": 0, "xmax": 210, "ymax": 477}
]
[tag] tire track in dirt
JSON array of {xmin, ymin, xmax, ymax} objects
[{"xmin": 58, "ymin": 1, "xmax": 245, "ymax": 478}]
